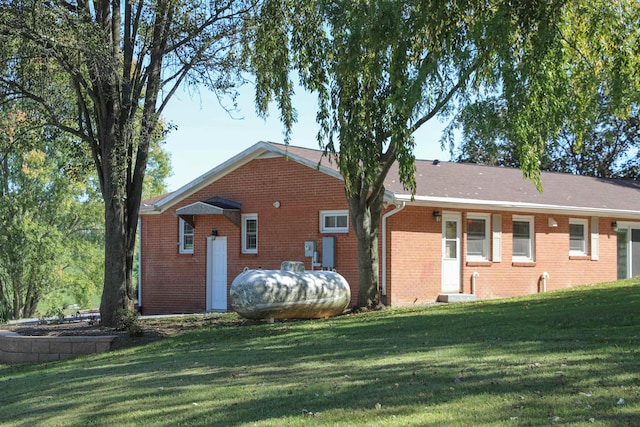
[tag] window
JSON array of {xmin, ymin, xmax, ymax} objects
[
  {"xmin": 179, "ymin": 218, "xmax": 194, "ymax": 254},
  {"xmin": 320, "ymin": 210, "xmax": 349, "ymax": 233},
  {"xmin": 512, "ymin": 215, "xmax": 534, "ymax": 262},
  {"xmin": 569, "ymin": 218, "xmax": 588, "ymax": 256},
  {"xmin": 242, "ymin": 214, "xmax": 258, "ymax": 254},
  {"xmin": 466, "ymin": 214, "xmax": 490, "ymax": 260}
]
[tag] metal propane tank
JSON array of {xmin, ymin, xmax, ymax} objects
[{"xmin": 230, "ymin": 261, "xmax": 351, "ymax": 320}]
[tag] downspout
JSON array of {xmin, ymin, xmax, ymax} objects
[
  {"xmin": 471, "ymin": 272, "xmax": 479, "ymax": 295},
  {"xmin": 540, "ymin": 272, "xmax": 549, "ymax": 293},
  {"xmin": 381, "ymin": 201, "xmax": 406, "ymax": 299},
  {"xmin": 137, "ymin": 218, "xmax": 142, "ymax": 312}
]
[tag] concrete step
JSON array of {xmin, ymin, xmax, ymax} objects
[{"xmin": 437, "ymin": 293, "xmax": 477, "ymax": 303}]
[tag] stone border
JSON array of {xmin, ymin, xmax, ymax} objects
[{"xmin": 0, "ymin": 330, "xmax": 117, "ymax": 363}]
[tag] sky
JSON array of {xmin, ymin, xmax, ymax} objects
[{"xmin": 161, "ymin": 85, "xmax": 454, "ymax": 192}]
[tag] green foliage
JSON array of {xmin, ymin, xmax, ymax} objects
[
  {"xmin": 0, "ymin": 107, "xmax": 92, "ymax": 319},
  {"xmin": 41, "ymin": 302, "xmax": 65, "ymax": 323},
  {"xmin": 113, "ymin": 308, "xmax": 143, "ymax": 337},
  {"xmin": 248, "ymin": 0, "xmax": 567, "ymax": 306},
  {"xmin": 0, "ymin": 0, "xmax": 251, "ymax": 325},
  {"xmin": 452, "ymin": 0, "xmax": 640, "ymax": 180},
  {"xmin": 1, "ymin": 280, "xmax": 639, "ymax": 425}
]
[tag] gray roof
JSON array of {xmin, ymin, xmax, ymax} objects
[
  {"xmin": 142, "ymin": 141, "xmax": 640, "ymax": 218},
  {"xmin": 386, "ymin": 159, "xmax": 640, "ymax": 213}
]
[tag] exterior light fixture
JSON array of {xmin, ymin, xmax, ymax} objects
[
  {"xmin": 433, "ymin": 210, "xmax": 442, "ymax": 222},
  {"xmin": 611, "ymin": 221, "xmax": 618, "ymax": 231},
  {"xmin": 273, "ymin": 201, "xmax": 281, "ymax": 208}
]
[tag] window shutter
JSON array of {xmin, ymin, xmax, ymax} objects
[
  {"xmin": 492, "ymin": 214, "xmax": 502, "ymax": 262},
  {"xmin": 591, "ymin": 217, "xmax": 599, "ymax": 260}
]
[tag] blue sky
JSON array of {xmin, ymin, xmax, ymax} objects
[{"xmin": 161, "ymin": 85, "xmax": 454, "ymax": 191}]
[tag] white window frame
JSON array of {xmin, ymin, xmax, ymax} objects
[
  {"xmin": 242, "ymin": 213, "xmax": 258, "ymax": 254},
  {"xmin": 179, "ymin": 218, "xmax": 194, "ymax": 254},
  {"xmin": 320, "ymin": 210, "xmax": 349, "ymax": 233},
  {"xmin": 466, "ymin": 213, "xmax": 491, "ymax": 261},
  {"xmin": 512, "ymin": 215, "xmax": 535, "ymax": 262},
  {"xmin": 569, "ymin": 218, "xmax": 589, "ymax": 256}
]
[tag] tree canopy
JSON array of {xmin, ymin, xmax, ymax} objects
[
  {"xmin": 0, "ymin": 0, "xmax": 252, "ymax": 324},
  {"xmin": 452, "ymin": 0, "xmax": 640, "ymax": 180},
  {"xmin": 248, "ymin": 0, "xmax": 570, "ymax": 306}
]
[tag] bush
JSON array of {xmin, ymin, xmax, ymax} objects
[{"xmin": 113, "ymin": 309, "xmax": 143, "ymax": 337}]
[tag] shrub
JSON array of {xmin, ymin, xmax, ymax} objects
[{"xmin": 113, "ymin": 309, "xmax": 143, "ymax": 337}]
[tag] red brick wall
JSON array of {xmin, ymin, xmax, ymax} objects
[
  {"xmin": 385, "ymin": 207, "xmax": 618, "ymax": 306},
  {"xmin": 141, "ymin": 154, "xmax": 622, "ymax": 315},
  {"xmin": 140, "ymin": 156, "xmax": 359, "ymax": 314}
]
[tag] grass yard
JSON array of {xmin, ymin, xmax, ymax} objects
[{"xmin": 1, "ymin": 279, "xmax": 639, "ymax": 426}]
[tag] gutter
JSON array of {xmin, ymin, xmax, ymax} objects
[
  {"xmin": 381, "ymin": 201, "xmax": 405, "ymax": 298},
  {"xmin": 393, "ymin": 194, "xmax": 640, "ymax": 218}
]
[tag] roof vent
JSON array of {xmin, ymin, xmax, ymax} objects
[{"xmin": 432, "ymin": 159, "xmax": 440, "ymax": 165}]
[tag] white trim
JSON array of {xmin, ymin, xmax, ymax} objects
[
  {"xmin": 590, "ymin": 217, "xmax": 599, "ymax": 260},
  {"xmin": 141, "ymin": 141, "xmax": 347, "ymax": 214},
  {"xmin": 241, "ymin": 213, "xmax": 258, "ymax": 254},
  {"xmin": 492, "ymin": 214, "xmax": 502, "ymax": 262},
  {"xmin": 320, "ymin": 210, "xmax": 349, "ymax": 233},
  {"xmin": 512, "ymin": 215, "xmax": 535, "ymax": 262},
  {"xmin": 393, "ymin": 194, "xmax": 640, "ymax": 218},
  {"xmin": 569, "ymin": 218, "xmax": 589, "ymax": 256},
  {"xmin": 179, "ymin": 218, "xmax": 194, "ymax": 254},
  {"xmin": 466, "ymin": 213, "xmax": 491, "ymax": 261}
]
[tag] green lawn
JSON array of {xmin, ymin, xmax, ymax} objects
[{"xmin": 1, "ymin": 279, "xmax": 639, "ymax": 426}]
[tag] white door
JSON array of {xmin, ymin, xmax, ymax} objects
[
  {"xmin": 206, "ymin": 236, "xmax": 227, "ymax": 311},
  {"xmin": 441, "ymin": 212, "xmax": 462, "ymax": 293},
  {"xmin": 617, "ymin": 226, "xmax": 640, "ymax": 279}
]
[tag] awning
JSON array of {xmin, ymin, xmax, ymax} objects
[{"xmin": 176, "ymin": 197, "xmax": 241, "ymax": 227}]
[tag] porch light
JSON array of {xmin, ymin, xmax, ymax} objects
[
  {"xmin": 612, "ymin": 221, "xmax": 618, "ymax": 231},
  {"xmin": 433, "ymin": 210, "xmax": 442, "ymax": 222}
]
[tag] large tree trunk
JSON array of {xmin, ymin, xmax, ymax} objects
[
  {"xmin": 348, "ymin": 187, "xmax": 385, "ymax": 309},
  {"xmin": 100, "ymin": 195, "xmax": 134, "ymax": 325}
]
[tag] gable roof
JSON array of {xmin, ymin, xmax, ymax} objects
[
  {"xmin": 141, "ymin": 141, "xmax": 640, "ymax": 218},
  {"xmin": 141, "ymin": 141, "xmax": 340, "ymax": 214}
]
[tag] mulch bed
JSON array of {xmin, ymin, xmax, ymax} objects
[{"xmin": 2, "ymin": 315, "xmax": 253, "ymax": 351}]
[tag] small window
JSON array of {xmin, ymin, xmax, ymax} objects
[
  {"xmin": 242, "ymin": 214, "xmax": 258, "ymax": 254},
  {"xmin": 512, "ymin": 215, "xmax": 534, "ymax": 262},
  {"xmin": 320, "ymin": 210, "xmax": 349, "ymax": 233},
  {"xmin": 179, "ymin": 218, "xmax": 194, "ymax": 254},
  {"xmin": 466, "ymin": 214, "xmax": 490, "ymax": 260},
  {"xmin": 569, "ymin": 218, "xmax": 588, "ymax": 256}
]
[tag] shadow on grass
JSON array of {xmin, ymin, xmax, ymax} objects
[{"xmin": 1, "ymin": 280, "xmax": 639, "ymax": 426}]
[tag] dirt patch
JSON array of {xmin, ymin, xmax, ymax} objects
[{"xmin": 2, "ymin": 315, "xmax": 252, "ymax": 351}]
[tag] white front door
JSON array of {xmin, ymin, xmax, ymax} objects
[
  {"xmin": 206, "ymin": 236, "xmax": 227, "ymax": 311},
  {"xmin": 441, "ymin": 212, "xmax": 462, "ymax": 293}
]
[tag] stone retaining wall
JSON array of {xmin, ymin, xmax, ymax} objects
[{"xmin": 0, "ymin": 330, "xmax": 117, "ymax": 363}]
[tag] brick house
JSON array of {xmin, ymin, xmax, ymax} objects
[{"xmin": 138, "ymin": 141, "xmax": 640, "ymax": 314}]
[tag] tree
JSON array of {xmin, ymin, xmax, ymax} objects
[
  {"xmin": 0, "ymin": 106, "xmax": 92, "ymax": 320},
  {"xmin": 249, "ymin": 0, "xmax": 566, "ymax": 307},
  {"xmin": 451, "ymin": 0, "xmax": 640, "ymax": 180},
  {"xmin": 455, "ymin": 111, "xmax": 640, "ymax": 179},
  {"xmin": 0, "ymin": 1, "xmax": 253, "ymax": 325}
]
